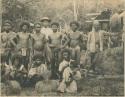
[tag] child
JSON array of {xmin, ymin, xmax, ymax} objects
[{"xmin": 57, "ymin": 49, "xmax": 81, "ymax": 93}]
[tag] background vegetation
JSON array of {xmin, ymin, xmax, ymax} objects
[{"xmin": 2, "ymin": 0, "xmax": 125, "ymax": 32}]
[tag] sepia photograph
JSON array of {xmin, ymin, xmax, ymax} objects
[{"xmin": 0, "ymin": 0, "xmax": 125, "ymax": 96}]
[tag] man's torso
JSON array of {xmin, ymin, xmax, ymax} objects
[
  {"xmin": 69, "ymin": 31, "xmax": 81, "ymax": 48},
  {"xmin": 32, "ymin": 33, "xmax": 45, "ymax": 51}
]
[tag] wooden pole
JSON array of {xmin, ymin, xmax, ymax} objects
[
  {"xmin": 0, "ymin": 0, "xmax": 2, "ymax": 94},
  {"xmin": 73, "ymin": 0, "xmax": 77, "ymax": 21}
]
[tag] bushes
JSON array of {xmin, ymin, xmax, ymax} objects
[
  {"xmin": 77, "ymin": 78, "xmax": 124, "ymax": 96},
  {"xmin": 35, "ymin": 80, "xmax": 59, "ymax": 93},
  {"xmin": 1, "ymin": 81, "xmax": 21, "ymax": 96},
  {"xmin": 95, "ymin": 47, "xmax": 124, "ymax": 75},
  {"xmin": 80, "ymin": 50, "xmax": 91, "ymax": 69},
  {"xmin": 78, "ymin": 47, "xmax": 123, "ymax": 75}
]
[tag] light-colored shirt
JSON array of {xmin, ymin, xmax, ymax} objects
[
  {"xmin": 63, "ymin": 66, "xmax": 72, "ymax": 82},
  {"xmin": 59, "ymin": 60, "xmax": 69, "ymax": 72},
  {"xmin": 28, "ymin": 64, "xmax": 47, "ymax": 76},
  {"xmin": 87, "ymin": 31, "xmax": 103, "ymax": 52},
  {"xmin": 40, "ymin": 27, "xmax": 53, "ymax": 40}
]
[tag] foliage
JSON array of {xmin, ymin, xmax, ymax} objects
[
  {"xmin": 95, "ymin": 47, "xmax": 124, "ymax": 75},
  {"xmin": 1, "ymin": 81, "xmax": 21, "ymax": 96},
  {"xmin": 35, "ymin": 80, "xmax": 59, "ymax": 93},
  {"xmin": 2, "ymin": 0, "xmax": 125, "ymax": 32}
]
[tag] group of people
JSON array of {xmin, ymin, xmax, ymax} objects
[{"xmin": 1, "ymin": 16, "xmax": 123, "ymax": 93}]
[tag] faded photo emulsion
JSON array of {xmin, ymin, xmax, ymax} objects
[{"xmin": 0, "ymin": 0, "xmax": 125, "ymax": 96}]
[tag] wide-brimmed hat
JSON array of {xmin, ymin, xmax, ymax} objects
[{"xmin": 40, "ymin": 17, "xmax": 51, "ymax": 22}]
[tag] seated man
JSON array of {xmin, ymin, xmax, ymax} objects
[
  {"xmin": 28, "ymin": 56, "xmax": 48, "ymax": 87},
  {"xmin": 12, "ymin": 59, "xmax": 28, "ymax": 87}
]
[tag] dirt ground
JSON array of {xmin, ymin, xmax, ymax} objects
[{"xmin": 2, "ymin": 75, "xmax": 123, "ymax": 96}]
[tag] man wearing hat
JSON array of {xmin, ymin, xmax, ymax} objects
[
  {"xmin": 40, "ymin": 17, "xmax": 53, "ymax": 65},
  {"xmin": 40, "ymin": 17, "xmax": 53, "ymax": 40}
]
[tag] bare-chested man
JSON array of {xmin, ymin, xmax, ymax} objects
[
  {"xmin": 1, "ymin": 20, "xmax": 17, "ymax": 81},
  {"xmin": 48, "ymin": 22, "xmax": 69, "ymax": 78},
  {"xmin": 15, "ymin": 21, "xmax": 31, "ymax": 72},
  {"xmin": 48, "ymin": 22, "xmax": 62, "ymax": 61},
  {"xmin": 1, "ymin": 20, "xmax": 17, "ymax": 65},
  {"xmin": 68, "ymin": 21, "xmax": 83, "ymax": 66},
  {"xmin": 31, "ymin": 23, "xmax": 46, "ymax": 63}
]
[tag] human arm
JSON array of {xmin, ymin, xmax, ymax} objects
[{"xmin": 61, "ymin": 34, "xmax": 70, "ymax": 48}]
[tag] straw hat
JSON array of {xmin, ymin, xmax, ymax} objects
[{"xmin": 40, "ymin": 17, "xmax": 51, "ymax": 22}]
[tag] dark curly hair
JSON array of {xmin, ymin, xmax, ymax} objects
[
  {"xmin": 51, "ymin": 22, "xmax": 59, "ymax": 27},
  {"xmin": 61, "ymin": 48, "xmax": 71, "ymax": 61},
  {"xmin": 19, "ymin": 21, "xmax": 30, "ymax": 31},
  {"xmin": 70, "ymin": 21, "xmax": 80, "ymax": 28}
]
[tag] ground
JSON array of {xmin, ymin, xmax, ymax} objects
[{"xmin": 2, "ymin": 75, "xmax": 123, "ymax": 96}]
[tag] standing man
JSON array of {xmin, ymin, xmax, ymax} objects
[
  {"xmin": 31, "ymin": 22, "xmax": 46, "ymax": 66},
  {"xmin": 87, "ymin": 20, "xmax": 103, "ymax": 72},
  {"xmin": 15, "ymin": 21, "xmax": 31, "ymax": 72},
  {"xmin": 40, "ymin": 17, "xmax": 53, "ymax": 40},
  {"xmin": 1, "ymin": 20, "xmax": 17, "ymax": 81},
  {"xmin": 48, "ymin": 22, "xmax": 69, "ymax": 78},
  {"xmin": 40, "ymin": 17, "xmax": 53, "ymax": 65},
  {"xmin": 1, "ymin": 20, "xmax": 17, "ymax": 67},
  {"xmin": 68, "ymin": 21, "xmax": 83, "ymax": 67}
]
